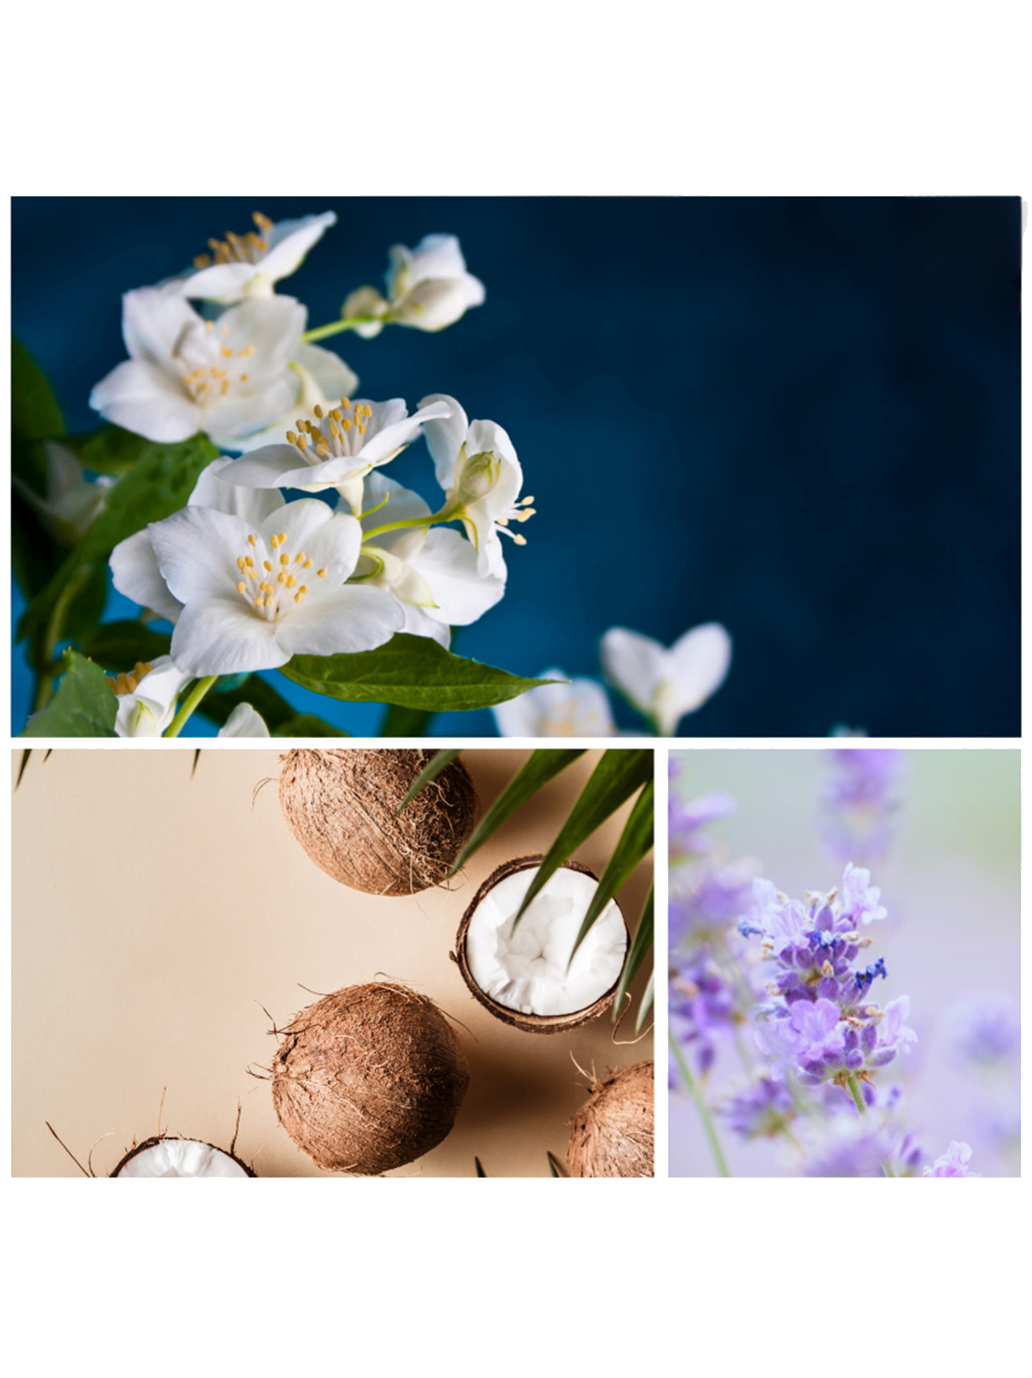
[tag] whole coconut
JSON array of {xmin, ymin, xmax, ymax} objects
[
  {"xmin": 271, "ymin": 982, "xmax": 470, "ymax": 1174},
  {"xmin": 279, "ymin": 749, "xmax": 478, "ymax": 896},
  {"xmin": 567, "ymin": 1061, "xmax": 654, "ymax": 1178}
]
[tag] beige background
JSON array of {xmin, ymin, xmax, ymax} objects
[{"xmin": 11, "ymin": 748, "xmax": 653, "ymax": 1178}]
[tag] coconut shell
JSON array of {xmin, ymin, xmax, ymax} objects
[
  {"xmin": 452, "ymin": 855, "xmax": 627, "ymax": 1034},
  {"xmin": 271, "ymin": 982, "xmax": 470, "ymax": 1175},
  {"xmin": 110, "ymin": 1136, "xmax": 257, "ymax": 1177},
  {"xmin": 279, "ymin": 749, "xmax": 478, "ymax": 896},
  {"xmin": 567, "ymin": 1061, "xmax": 654, "ymax": 1178}
]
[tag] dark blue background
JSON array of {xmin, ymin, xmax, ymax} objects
[{"xmin": 11, "ymin": 197, "xmax": 1021, "ymax": 736}]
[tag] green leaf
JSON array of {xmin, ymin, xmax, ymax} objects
[
  {"xmin": 281, "ymin": 634, "xmax": 558, "ymax": 713},
  {"xmin": 64, "ymin": 425, "xmax": 150, "ymax": 476},
  {"xmin": 78, "ymin": 620, "xmax": 173, "ymax": 671},
  {"xmin": 200, "ymin": 675, "xmax": 299, "ymax": 732},
  {"xmin": 15, "ymin": 750, "xmax": 32, "ymax": 789},
  {"xmin": 475, "ymin": 1157, "xmax": 486, "ymax": 1178},
  {"xmin": 380, "ymin": 703, "xmax": 433, "ymax": 737},
  {"xmin": 512, "ymin": 749, "xmax": 654, "ymax": 929},
  {"xmin": 272, "ymin": 715, "xmax": 350, "ymax": 738},
  {"xmin": 394, "ymin": 749, "xmax": 462, "ymax": 814},
  {"xmin": 11, "ymin": 493, "xmax": 63, "ymax": 602},
  {"xmin": 569, "ymin": 779, "xmax": 654, "ymax": 966},
  {"xmin": 18, "ymin": 434, "xmax": 218, "ymax": 644},
  {"xmin": 547, "ymin": 1151, "xmax": 566, "ymax": 1178},
  {"xmin": 449, "ymin": 749, "xmax": 586, "ymax": 875},
  {"xmin": 635, "ymin": 972, "xmax": 655, "ymax": 1034},
  {"xmin": 20, "ymin": 651, "xmax": 117, "ymax": 737},
  {"xmin": 613, "ymin": 886, "xmax": 654, "ymax": 1022},
  {"xmin": 12, "ymin": 337, "xmax": 64, "ymax": 464}
]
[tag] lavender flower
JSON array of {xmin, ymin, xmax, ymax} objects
[
  {"xmin": 670, "ymin": 950, "xmax": 740, "ymax": 1074},
  {"xmin": 741, "ymin": 865, "xmax": 916, "ymax": 1086},
  {"xmin": 669, "ymin": 790, "xmax": 736, "ymax": 863},
  {"xmin": 924, "ymin": 1141, "xmax": 980, "ymax": 1178},
  {"xmin": 721, "ymin": 1075, "xmax": 796, "ymax": 1140},
  {"xmin": 942, "ymin": 990, "xmax": 1021, "ymax": 1068},
  {"xmin": 819, "ymin": 747, "xmax": 904, "ymax": 865},
  {"xmin": 802, "ymin": 1114, "xmax": 925, "ymax": 1178}
]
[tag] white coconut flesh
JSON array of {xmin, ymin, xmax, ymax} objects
[
  {"xmin": 466, "ymin": 866, "xmax": 627, "ymax": 1016},
  {"xmin": 115, "ymin": 1140, "xmax": 248, "ymax": 1178}
]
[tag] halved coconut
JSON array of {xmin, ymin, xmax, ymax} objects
[
  {"xmin": 453, "ymin": 856, "xmax": 629, "ymax": 1034},
  {"xmin": 111, "ymin": 1136, "xmax": 255, "ymax": 1177}
]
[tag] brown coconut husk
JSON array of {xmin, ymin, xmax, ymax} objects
[
  {"xmin": 566, "ymin": 1061, "xmax": 654, "ymax": 1177},
  {"xmin": 451, "ymin": 855, "xmax": 628, "ymax": 1035},
  {"xmin": 278, "ymin": 749, "xmax": 478, "ymax": 896},
  {"xmin": 110, "ymin": 1136, "xmax": 257, "ymax": 1177},
  {"xmin": 270, "ymin": 981, "xmax": 470, "ymax": 1174}
]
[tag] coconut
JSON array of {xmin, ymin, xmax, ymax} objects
[
  {"xmin": 111, "ymin": 1137, "xmax": 255, "ymax": 1177},
  {"xmin": 279, "ymin": 749, "xmax": 478, "ymax": 896},
  {"xmin": 567, "ymin": 1061, "xmax": 654, "ymax": 1178},
  {"xmin": 270, "ymin": 982, "xmax": 470, "ymax": 1174},
  {"xmin": 452, "ymin": 856, "xmax": 629, "ymax": 1034}
]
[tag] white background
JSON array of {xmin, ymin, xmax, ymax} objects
[{"xmin": 1, "ymin": 3, "xmax": 1027, "ymax": 1374}]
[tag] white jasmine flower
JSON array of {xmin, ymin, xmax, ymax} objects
[
  {"xmin": 342, "ymin": 233, "xmax": 484, "ymax": 335},
  {"xmin": 108, "ymin": 656, "xmax": 189, "ymax": 737},
  {"xmin": 110, "ymin": 457, "xmax": 285, "ymax": 624},
  {"xmin": 492, "ymin": 670, "xmax": 615, "ymax": 738},
  {"xmin": 601, "ymin": 623, "xmax": 732, "ymax": 735},
  {"xmin": 356, "ymin": 473, "xmax": 505, "ymax": 646},
  {"xmin": 182, "ymin": 210, "xmax": 337, "ymax": 303},
  {"xmin": 89, "ymin": 288, "xmax": 307, "ymax": 446},
  {"xmin": 230, "ymin": 340, "xmax": 360, "ymax": 454},
  {"xmin": 108, "ymin": 656, "xmax": 270, "ymax": 737},
  {"xmin": 419, "ymin": 394, "xmax": 534, "ymax": 578},
  {"xmin": 114, "ymin": 497, "xmax": 401, "ymax": 676},
  {"xmin": 15, "ymin": 440, "xmax": 115, "ymax": 543},
  {"xmin": 224, "ymin": 395, "xmax": 452, "ymax": 514}
]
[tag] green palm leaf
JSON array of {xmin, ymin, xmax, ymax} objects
[
  {"xmin": 613, "ymin": 885, "xmax": 654, "ymax": 1021},
  {"xmin": 511, "ymin": 748, "xmax": 654, "ymax": 929},
  {"xmin": 447, "ymin": 748, "xmax": 586, "ymax": 874},
  {"xmin": 635, "ymin": 972, "xmax": 655, "ymax": 1033},
  {"xmin": 474, "ymin": 1156, "xmax": 486, "ymax": 1177},
  {"xmin": 568, "ymin": 779, "xmax": 654, "ymax": 966},
  {"xmin": 394, "ymin": 749, "xmax": 462, "ymax": 814}
]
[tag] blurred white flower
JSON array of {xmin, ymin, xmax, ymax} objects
[
  {"xmin": 420, "ymin": 393, "xmax": 533, "ymax": 578},
  {"xmin": 182, "ymin": 211, "xmax": 337, "ymax": 304},
  {"xmin": 356, "ymin": 474, "xmax": 504, "ymax": 646},
  {"xmin": 90, "ymin": 288, "xmax": 308, "ymax": 446},
  {"xmin": 217, "ymin": 702, "xmax": 271, "ymax": 737},
  {"xmin": 601, "ymin": 623, "xmax": 731, "ymax": 735},
  {"xmin": 342, "ymin": 233, "xmax": 484, "ymax": 335},
  {"xmin": 492, "ymin": 670, "xmax": 615, "ymax": 738},
  {"xmin": 225, "ymin": 396, "xmax": 450, "ymax": 515},
  {"xmin": 15, "ymin": 440, "xmax": 115, "ymax": 543}
]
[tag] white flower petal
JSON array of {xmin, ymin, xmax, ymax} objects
[
  {"xmin": 275, "ymin": 585, "xmax": 403, "ymax": 657},
  {"xmin": 150, "ymin": 506, "xmax": 255, "ymax": 604},
  {"xmin": 669, "ymin": 622, "xmax": 732, "ymax": 714},
  {"xmin": 492, "ymin": 672, "xmax": 613, "ymax": 738},
  {"xmin": 258, "ymin": 500, "xmax": 361, "ymax": 582},
  {"xmin": 189, "ymin": 457, "xmax": 285, "ymax": 524},
  {"xmin": 259, "ymin": 211, "xmax": 336, "ymax": 280},
  {"xmin": 292, "ymin": 342, "xmax": 359, "ymax": 405},
  {"xmin": 219, "ymin": 295, "xmax": 306, "ymax": 374},
  {"xmin": 418, "ymin": 394, "xmax": 468, "ymax": 486},
  {"xmin": 408, "ymin": 234, "xmax": 469, "ymax": 280},
  {"xmin": 180, "ymin": 262, "xmax": 256, "ymax": 302},
  {"xmin": 221, "ymin": 445, "xmax": 299, "ymax": 488},
  {"xmin": 411, "ymin": 528, "xmax": 505, "ymax": 625},
  {"xmin": 121, "ymin": 287, "xmax": 197, "ymax": 364},
  {"xmin": 89, "ymin": 359, "xmax": 200, "ymax": 442},
  {"xmin": 109, "ymin": 529, "xmax": 184, "ymax": 622},
  {"xmin": 218, "ymin": 702, "xmax": 271, "ymax": 737},
  {"xmin": 360, "ymin": 473, "xmax": 431, "ymax": 530},
  {"xmin": 171, "ymin": 596, "xmax": 286, "ymax": 675},
  {"xmin": 600, "ymin": 628, "xmax": 668, "ymax": 717}
]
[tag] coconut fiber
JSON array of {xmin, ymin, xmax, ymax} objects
[
  {"xmin": 566, "ymin": 1061, "xmax": 654, "ymax": 1178},
  {"xmin": 271, "ymin": 982, "xmax": 470, "ymax": 1175}
]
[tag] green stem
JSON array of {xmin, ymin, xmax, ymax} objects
[
  {"xmin": 846, "ymin": 1073, "xmax": 897, "ymax": 1177},
  {"xmin": 669, "ymin": 1031, "xmax": 730, "ymax": 1178},
  {"xmin": 302, "ymin": 316, "xmax": 380, "ymax": 343},
  {"xmin": 164, "ymin": 676, "xmax": 217, "ymax": 738},
  {"xmin": 33, "ymin": 565, "xmax": 92, "ymax": 711},
  {"xmin": 361, "ymin": 510, "xmax": 450, "ymax": 542}
]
